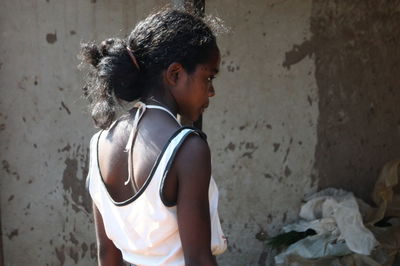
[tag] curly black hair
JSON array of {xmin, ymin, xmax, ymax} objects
[{"xmin": 79, "ymin": 8, "xmax": 218, "ymax": 129}]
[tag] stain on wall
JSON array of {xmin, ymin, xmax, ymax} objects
[
  {"xmin": 46, "ymin": 31, "xmax": 57, "ymax": 44},
  {"xmin": 2, "ymin": 0, "xmax": 399, "ymax": 265},
  {"xmin": 0, "ymin": 0, "xmax": 167, "ymax": 265},
  {"xmin": 61, "ymin": 144, "xmax": 91, "ymax": 214},
  {"xmin": 312, "ymin": 0, "xmax": 400, "ymax": 201},
  {"xmin": 206, "ymin": 0, "xmax": 318, "ymax": 265},
  {"xmin": 284, "ymin": 0, "xmax": 400, "ymax": 201}
]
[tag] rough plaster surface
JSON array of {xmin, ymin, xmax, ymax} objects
[
  {"xmin": 205, "ymin": 0, "xmax": 318, "ymax": 265},
  {"xmin": 0, "ymin": 1, "xmax": 166, "ymax": 265},
  {"xmin": 309, "ymin": 0, "xmax": 400, "ymax": 202},
  {"xmin": 1, "ymin": 0, "xmax": 399, "ymax": 265}
]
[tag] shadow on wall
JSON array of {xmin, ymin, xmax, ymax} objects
[{"xmin": 283, "ymin": 0, "xmax": 400, "ymax": 202}]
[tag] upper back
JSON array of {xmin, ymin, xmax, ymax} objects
[{"xmin": 97, "ymin": 108, "xmax": 180, "ymax": 202}]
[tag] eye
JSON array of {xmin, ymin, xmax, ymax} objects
[{"xmin": 207, "ymin": 76, "xmax": 216, "ymax": 83}]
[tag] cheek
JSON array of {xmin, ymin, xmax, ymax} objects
[{"xmin": 194, "ymin": 85, "xmax": 208, "ymax": 103}]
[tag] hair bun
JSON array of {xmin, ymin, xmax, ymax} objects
[
  {"xmin": 99, "ymin": 38, "xmax": 116, "ymax": 57},
  {"xmin": 80, "ymin": 42, "xmax": 102, "ymax": 67},
  {"xmin": 99, "ymin": 38, "xmax": 126, "ymax": 58}
]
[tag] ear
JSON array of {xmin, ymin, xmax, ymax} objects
[{"xmin": 165, "ymin": 62, "xmax": 185, "ymax": 86}]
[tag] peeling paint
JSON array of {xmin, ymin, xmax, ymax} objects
[
  {"xmin": 46, "ymin": 31, "xmax": 57, "ymax": 44},
  {"xmin": 60, "ymin": 144, "xmax": 71, "ymax": 152},
  {"xmin": 283, "ymin": 39, "xmax": 314, "ymax": 69},
  {"xmin": 239, "ymin": 123, "xmax": 248, "ymax": 130},
  {"xmin": 241, "ymin": 142, "xmax": 258, "ymax": 159},
  {"xmin": 81, "ymin": 242, "xmax": 88, "ymax": 258},
  {"xmin": 69, "ymin": 233, "xmax": 78, "ymax": 246},
  {"xmin": 60, "ymin": 101, "xmax": 71, "ymax": 115},
  {"xmin": 90, "ymin": 243, "xmax": 97, "ymax": 259},
  {"xmin": 273, "ymin": 143, "xmax": 280, "ymax": 152},
  {"xmin": 7, "ymin": 229, "xmax": 19, "ymax": 240},
  {"xmin": 55, "ymin": 245, "xmax": 65, "ymax": 265},
  {"xmin": 284, "ymin": 166, "xmax": 292, "ymax": 177},
  {"xmin": 241, "ymin": 152, "xmax": 253, "ymax": 159},
  {"xmin": 61, "ymin": 145, "xmax": 91, "ymax": 213},
  {"xmin": 280, "ymin": 138, "xmax": 292, "ymax": 164},
  {"xmin": 2, "ymin": 160, "xmax": 20, "ymax": 180},
  {"xmin": 68, "ymin": 246, "xmax": 79, "ymax": 263},
  {"xmin": 264, "ymin": 173, "xmax": 272, "ymax": 179},
  {"xmin": 224, "ymin": 142, "xmax": 236, "ymax": 151}
]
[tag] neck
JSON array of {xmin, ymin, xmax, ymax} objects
[{"xmin": 144, "ymin": 94, "xmax": 178, "ymax": 117}]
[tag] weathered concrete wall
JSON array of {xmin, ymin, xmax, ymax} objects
[
  {"xmin": 205, "ymin": 0, "xmax": 400, "ymax": 265},
  {"xmin": 0, "ymin": 1, "xmax": 166, "ymax": 265},
  {"xmin": 205, "ymin": 0, "xmax": 318, "ymax": 265},
  {"xmin": 310, "ymin": 0, "xmax": 400, "ymax": 202},
  {"xmin": 1, "ymin": 0, "xmax": 399, "ymax": 265}
]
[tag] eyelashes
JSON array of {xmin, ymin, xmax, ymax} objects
[{"xmin": 207, "ymin": 75, "xmax": 216, "ymax": 82}]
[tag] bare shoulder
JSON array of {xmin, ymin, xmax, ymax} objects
[
  {"xmin": 180, "ymin": 132, "xmax": 210, "ymax": 159},
  {"xmin": 174, "ymin": 132, "xmax": 211, "ymax": 181}
]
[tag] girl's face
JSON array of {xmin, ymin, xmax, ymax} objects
[{"xmin": 173, "ymin": 47, "xmax": 221, "ymax": 122}]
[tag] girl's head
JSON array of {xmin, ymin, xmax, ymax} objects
[{"xmin": 79, "ymin": 8, "xmax": 220, "ymax": 129}]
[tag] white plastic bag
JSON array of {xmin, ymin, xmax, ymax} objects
[
  {"xmin": 275, "ymin": 234, "xmax": 352, "ymax": 264},
  {"xmin": 275, "ymin": 188, "xmax": 378, "ymax": 264},
  {"xmin": 299, "ymin": 188, "xmax": 377, "ymax": 255}
]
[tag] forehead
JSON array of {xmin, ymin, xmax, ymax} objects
[{"xmin": 198, "ymin": 48, "xmax": 221, "ymax": 73}]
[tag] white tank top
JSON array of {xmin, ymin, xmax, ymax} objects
[{"xmin": 86, "ymin": 103, "xmax": 227, "ymax": 265}]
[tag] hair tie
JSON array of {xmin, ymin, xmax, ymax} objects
[{"xmin": 126, "ymin": 46, "xmax": 140, "ymax": 70}]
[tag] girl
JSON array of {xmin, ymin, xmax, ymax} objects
[{"xmin": 80, "ymin": 8, "xmax": 227, "ymax": 266}]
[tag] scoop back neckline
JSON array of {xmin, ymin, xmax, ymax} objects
[{"xmin": 95, "ymin": 126, "xmax": 192, "ymax": 206}]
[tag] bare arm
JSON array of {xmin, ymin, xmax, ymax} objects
[
  {"xmin": 93, "ymin": 202, "xmax": 124, "ymax": 266},
  {"xmin": 174, "ymin": 135, "xmax": 217, "ymax": 266}
]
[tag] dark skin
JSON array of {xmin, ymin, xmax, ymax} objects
[{"xmin": 93, "ymin": 48, "xmax": 221, "ymax": 266}]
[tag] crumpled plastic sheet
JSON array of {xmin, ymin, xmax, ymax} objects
[
  {"xmin": 275, "ymin": 159, "xmax": 400, "ymax": 266},
  {"xmin": 274, "ymin": 234, "xmax": 352, "ymax": 264}
]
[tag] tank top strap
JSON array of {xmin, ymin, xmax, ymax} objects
[
  {"xmin": 123, "ymin": 101, "xmax": 181, "ymax": 191},
  {"xmin": 158, "ymin": 126, "xmax": 208, "ymax": 206},
  {"xmin": 146, "ymin": 104, "xmax": 180, "ymax": 124}
]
